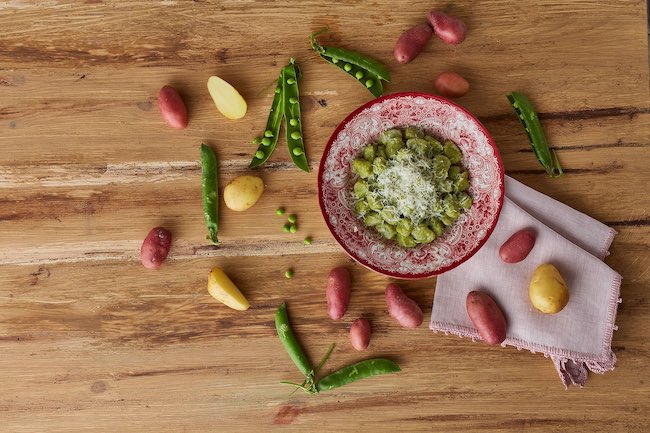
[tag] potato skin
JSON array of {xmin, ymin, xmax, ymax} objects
[
  {"xmin": 427, "ymin": 10, "xmax": 468, "ymax": 45},
  {"xmin": 499, "ymin": 228, "xmax": 536, "ymax": 263},
  {"xmin": 466, "ymin": 291, "xmax": 507, "ymax": 345},
  {"xmin": 140, "ymin": 227, "xmax": 172, "ymax": 270},
  {"xmin": 350, "ymin": 318, "xmax": 372, "ymax": 351},
  {"xmin": 385, "ymin": 283, "xmax": 423, "ymax": 328},
  {"xmin": 433, "ymin": 71, "xmax": 470, "ymax": 98},
  {"xmin": 223, "ymin": 175, "xmax": 264, "ymax": 212},
  {"xmin": 158, "ymin": 86, "xmax": 188, "ymax": 129},
  {"xmin": 394, "ymin": 23, "xmax": 434, "ymax": 64},
  {"xmin": 326, "ymin": 267, "xmax": 351, "ymax": 320},
  {"xmin": 529, "ymin": 264, "xmax": 569, "ymax": 314}
]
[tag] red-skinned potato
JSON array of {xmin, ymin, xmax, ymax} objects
[
  {"xmin": 326, "ymin": 267, "xmax": 351, "ymax": 320},
  {"xmin": 158, "ymin": 85, "xmax": 188, "ymax": 129},
  {"xmin": 466, "ymin": 291, "xmax": 507, "ymax": 345},
  {"xmin": 350, "ymin": 318, "xmax": 372, "ymax": 351},
  {"xmin": 385, "ymin": 283, "xmax": 423, "ymax": 328},
  {"xmin": 499, "ymin": 228, "xmax": 536, "ymax": 263},
  {"xmin": 428, "ymin": 11, "xmax": 468, "ymax": 45},
  {"xmin": 434, "ymin": 71, "xmax": 470, "ymax": 98},
  {"xmin": 140, "ymin": 227, "xmax": 172, "ymax": 270},
  {"xmin": 394, "ymin": 23, "xmax": 434, "ymax": 64}
]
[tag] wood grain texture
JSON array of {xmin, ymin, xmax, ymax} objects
[{"xmin": 1, "ymin": 1, "xmax": 648, "ymax": 432}]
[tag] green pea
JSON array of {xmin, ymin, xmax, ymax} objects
[
  {"xmin": 261, "ymin": 137, "xmax": 271, "ymax": 146},
  {"xmin": 364, "ymin": 211, "xmax": 382, "ymax": 227},
  {"xmin": 365, "ymin": 79, "xmax": 374, "ymax": 88},
  {"xmin": 285, "ymin": 269, "xmax": 294, "ymax": 279},
  {"xmin": 289, "ymin": 224, "xmax": 298, "ymax": 233},
  {"xmin": 363, "ymin": 144, "xmax": 376, "ymax": 161},
  {"xmin": 352, "ymin": 158, "xmax": 372, "ymax": 179},
  {"xmin": 344, "ymin": 63, "xmax": 352, "ymax": 72},
  {"xmin": 289, "ymin": 118, "xmax": 298, "ymax": 127},
  {"xmin": 276, "ymin": 207, "xmax": 285, "ymax": 216},
  {"xmin": 354, "ymin": 179, "xmax": 369, "ymax": 199},
  {"xmin": 264, "ymin": 130, "xmax": 274, "ymax": 138},
  {"xmin": 290, "ymin": 131, "xmax": 301, "ymax": 140},
  {"xmin": 255, "ymin": 150, "xmax": 265, "ymax": 159},
  {"xmin": 396, "ymin": 218, "xmax": 414, "ymax": 237},
  {"xmin": 289, "ymin": 97, "xmax": 298, "ymax": 104},
  {"xmin": 283, "ymin": 223, "xmax": 291, "ymax": 232},
  {"xmin": 355, "ymin": 70, "xmax": 364, "ymax": 80},
  {"xmin": 354, "ymin": 200, "xmax": 370, "ymax": 215},
  {"xmin": 287, "ymin": 78, "xmax": 296, "ymax": 85},
  {"xmin": 332, "ymin": 58, "xmax": 339, "ymax": 64},
  {"xmin": 275, "ymin": 86, "xmax": 281, "ymax": 94},
  {"xmin": 292, "ymin": 147, "xmax": 304, "ymax": 156},
  {"xmin": 252, "ymin": 137, "xmax": 262, "ymax": 145},
  {"xmin": 303, "ymin": 237, "xmax": 312, "ymax": 245},
  {"xmin": 287, "ymin": 214, "xmax": 297, "ymax": 223}
]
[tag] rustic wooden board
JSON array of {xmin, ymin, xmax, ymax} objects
[{"xmin": 1, "ymin": 1, "xmax": 649, "ymax": 432}]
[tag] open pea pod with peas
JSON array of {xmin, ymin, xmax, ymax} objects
[
  {"xmin": 309, "ymin": 28, "xmax": 391, "ymax": 98},
  {"xmin": 250, "ymin": 59, "xmax": 309, "ymax": 172},
  {"xmin": 275, "ymin": 303, "xmax": 401, "ymax": 395}
]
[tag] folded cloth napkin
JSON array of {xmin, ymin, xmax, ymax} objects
[{"xmin": 430, "ymin": 175, "xmax": 621, "ymax": 388}]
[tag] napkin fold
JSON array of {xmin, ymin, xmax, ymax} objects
[{"xmin": 430, "ymin": 176, "xmax": 621, "ymax": 388}]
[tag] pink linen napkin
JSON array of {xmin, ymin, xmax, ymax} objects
[{"xmin": 430, "ymin": 176, "xmax": 621, "ymax": 388}]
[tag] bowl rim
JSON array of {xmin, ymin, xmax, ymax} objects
[{"xmin": 317, "ymin": 92, "xmax": 505, "ymax": 279}]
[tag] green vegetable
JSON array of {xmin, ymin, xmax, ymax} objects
[
  {"xmin": 309, "ymin": 28, "xmax": 390, "ymax": 98},
  {"xmin": 303, "ymin": 237, "xmax": 312, "ymax": 245},
  {"xmin": 275, "ymin": 303, "xmax": 313, "ymax": 381},
  {"xmin": 283, "ymin": 223, "xmax": 291, "ymax": 232},
  {"xmin": 315, "ymin": 359, "xmax": 401, "ymax": 392},
  {"xmin": 289, "ymin": 224, "xmax": 298, "ymax": 233},
  {"xmin": 200, "ymin": 144, "xmax": 220, "ymax": 245},
  {"xmin": 283, "ymin": 59, "xmax": 309, "ymax": 172},
  {"xmin": 276, "ymin": 207, "xmax": 286, "ymax": 215},
  {"xmin": 250, "ymin": 73, "xmax": 285, "ymax": 168},
  {"xmin": 284, "ymin": 269, "xmax": 294, "ymax": 279},
  {"xmin": 507, "ymin": 91, "xmax": 563, "ymax": 177},
  {"xmin": 287, "ymin": 214, "xmax": 297, "ymax": 224}
]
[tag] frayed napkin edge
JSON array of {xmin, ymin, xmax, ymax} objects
[
  {"xmin": 598, "ymin": 227, "xmax": 618, "ymax": 259},
  {"xmin": 429, "ymin": 273, "xmax": 622, "ymax": 389}
]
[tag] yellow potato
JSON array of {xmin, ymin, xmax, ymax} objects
[
  {"xmin": 223, "ymin": 175, "xmax": 264, "ymax": 211},
  {"xmin": 207, "ymin": 267, "xmax": 249, "ymax": 311},
  {"xmin": 206, "ymin": 75, "xmax": 247, "ymax": 120},
  {"xmin": 529, "ymin": 263, "xmax": 569, "ymax": 314}
]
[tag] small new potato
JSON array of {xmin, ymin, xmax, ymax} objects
[
  {"xmin": 529, "ymin": 264, "xmax": 569, "ymax": 314},
  {"xmin": 207, "ymin": 267, "xmax": 249, "ymax": 311},
  {"xmin": 223, "ymin": 175, "xmax": 264, "ymax": 211},
  {"xmin": 349, "ymin": 318, "xmax": 372, "ymax": 351},
  {"xmin": 326, "ymin": 267, "xmax": 351, "ymax": 320}
]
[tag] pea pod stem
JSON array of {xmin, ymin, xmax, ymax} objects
[
  {"xmin": 282, "ymin": 59, "xmax": 309, "ymax": 172},
  {"xmin": 315, "ymin": 358, "xmax": 401, "ymax": 392},
  {"xmin": 507, "ymin": 91, "xmax": 563, "ymax": 177},
  {"xmin": 200, "ymin": 143, "xmax": 220, "ymax": 245},
  {"xmin": 250, "ymin": 75, "xmax": 285, "ymax": 168}
]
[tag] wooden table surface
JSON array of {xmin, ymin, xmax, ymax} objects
[{"xmin": 1, "ymin": 1, "xmax": 649, "ymax": 432}]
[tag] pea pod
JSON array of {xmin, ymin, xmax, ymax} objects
[
  {"xmin": 283, "ymin": 59, "xmax": 309, "ymax": 172},
  {"xmin": 275, "ymin": 303, "xmax": 313, "ymax": 381},
  {"xmin": 250, "ymin": 74, "xmax": 284, "ymax": 168},
  {"xmin": 200, "ymin": 143, "xmax": 220, "ymax": 245},
  {"xmin": 309, "ymin": 28, "xmax": 390, "ymax": 97},
  {"xmin": 507, "ymin": 91, "xmax": 563, "ymax": 177},
  {"xmin": 315, "ymin": 358, "xmax": 401, "ymax": 392}
]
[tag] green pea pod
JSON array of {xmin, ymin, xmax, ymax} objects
[
  {"xmin": 315, "ymin": 358, "xmax": 400, "ymax": 392},
  {"xmin": 250, "ymin": 75, "xmax": 285, "ymax": 168},
  {"xmin": 200, "ymin": 143, "xmax": 220, "ymax": 245},
  {"xmin": 275, "ymin": 303, "xmax": 313, "ymax": 381},
  {"xmin": 320, "ymin": 55, "xmax": 383, "ymax": 98},
  {"xmin": 283, "ymin": 59, "xmax": 309, "ymax": 172},
  {"xmin": 309, "ymin": 28, "xmax": 391, "ymax": 82},
  {"xmin": 507, "ymin": 91, "xmax": 563, "ymax": 178}
]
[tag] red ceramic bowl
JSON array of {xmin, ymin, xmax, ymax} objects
[{"xmin": 318, "ymin": 92, "xmax": 504, "ymax": 279}]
